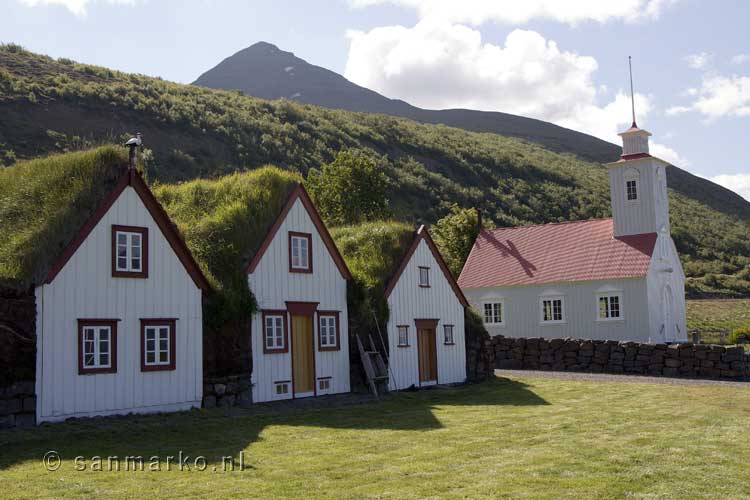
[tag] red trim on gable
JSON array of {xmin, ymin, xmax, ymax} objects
[
  {"xmin": 245, "ymin": 183, "xmax": 352, "ymax": 280},
  {"xmin": 384, "ymin": 225, "xmax": 469, "ymax": 308},
  {"xmin": 45, "ymin": 168, "xmax": 210, "ymax": 291}
]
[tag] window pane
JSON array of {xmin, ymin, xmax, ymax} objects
[
  {"xmin": 132, "ymin": 246, "xmax": 140, "ymax": 258},
  {"xmin": 159, "ymin": 351, "xmax": 168, "ymax": 363},
  {"xmin": 147, "ymin": 352, "xmax": 155, "ymax": 363},
  {"xmin": 159, "ymin": 327, "xmax": 169, "ymax": 339},
  {"xmin": 117, "ymin": 233, "xmax": 127, "ymax": 244},
  {"xmin": 99, "ymin": 353, "xmax": 109, "ymax": 366},
  {"xmin": 118, "ymin": 246, "xmax": 128, "ymax": 257},
  {"xmin": 599, "ymin": 297, "xmax": 608, "ymax": 318},
  {"xmin": 146, "ymin": 339, "xmax": 155, "ymax": 352},
  {"xmin": 159, "ymin": 339, "xmax": 168, "ymax": 351},
  {"xmin": 85, "ymin": 353, "xmax": 95, "ymax": 367},
  {"xmin": 131, "ymin": 258, "xmax": 141, "ymax": 270},
  {"xmin": 131, "ymin": 234, "xmax": 140, "ymax": 245}
]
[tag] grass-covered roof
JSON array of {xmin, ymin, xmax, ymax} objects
[
  {"xmin": 0, "ymin": 146, "xmax": 128, "ymax": 290},
  {"xmin": 153, "ymin": 166, "xmax": 302, "ymax": 321},
  {"xmin": 331, "ymin": 220, "xmax": 416, "ymax": 292}
]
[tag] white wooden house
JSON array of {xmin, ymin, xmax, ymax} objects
[
  {"xmin": 458, "ymin": 121, "xmax": 687, "ymax": 343},
  {"xmin": 246, "ymin": 184, "xmax": 352, "ymax": 402},
  {"xmin": 385, "ymin": 226, "xmax": 469, "ymax": 389},
  {"xmin": 35, "ymin": 167, "xmax": 210, "ymax": 423}
]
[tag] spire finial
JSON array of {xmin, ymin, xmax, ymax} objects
[{"xmin": 628, "ymin": 56, "xmax": 637, "ymax": 128}]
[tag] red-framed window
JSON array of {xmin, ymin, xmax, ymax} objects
[
  {"xmin": 112, "ymin": 225, "xmax": 148, "ymax": 278},
  {"xmin": 262, "ymin": 310, "xmax": 288, "ymax": 353},
  {"xmin": 141, "ymin": 319, "xmax": 177, "ymax": 371},
  {"xmin": 318, "ymin": 311, "xmax": 340, "ymax": 351},
  {"xmin": 288, "ymin": 231, "xmax": 313, "ymax": 273},
  {"xmin": 78, "ymin": 319, "xmax": 118, "ymax": 375}
]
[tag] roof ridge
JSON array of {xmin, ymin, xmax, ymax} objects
[{"xmin": 483, "ymin": 217, "xmax": 613, "ymax": 233}]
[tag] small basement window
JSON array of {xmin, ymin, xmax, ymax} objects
[
  {"xmin": 597, "ymin": 293, "xmax": 623, "ymax": 321},
  {"xmin": 289, "ymin": 232, "xmax": 312, "ymax": 273},
  {"xmin": 112, "ymin": 225, "xmax": 148, "ymax": 278},
  {"xmin": 319, "ymin": 378, "xmax": 331, "ymax": 391},
  {"xmin": 397, "ymin": 325, "xmax": 409, "ymax": 347},
  {"xmin": 275, "ymin": 382, "xmax": 290, "ymax": 395},
  {"xmin": 78, "ymin": 319, "xmax": 118, "ymax": 375},
  {"xmin": 141, "ymin": 319, "xmax": 176, "ymax": 371},
  {"xmin": 443, "ymin": 324, "xmax": 455, "ymax": 345},
  {"xmin": 418, "ymin": 267, "xmax": 430, "ymax": 287}
]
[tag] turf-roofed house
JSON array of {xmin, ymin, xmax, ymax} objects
[
  {"xmin": 246, "ymin": 184, "xmax": 353, "ymax": 402},
  {"xmin": 0, "ymin": 147, "xmax": 210, "ymax": 424},
  {"xmin": 458, "ymin": 118, "xmax": 687, "ymax": 344},
  {"xmin": 333, "ymin": 222, "xmax": 469, "ymax": 390}
]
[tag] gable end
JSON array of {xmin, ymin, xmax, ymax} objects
[{"xmin": 44, "ymin": 168, "xmax": 210, "ymax": 291}]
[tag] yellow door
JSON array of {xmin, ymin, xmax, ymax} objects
[
  {"xmin": 418, "ymin": 328, "xmax": 437, "ymax": 383},
  {"xmin": 292, "ymin": 315, "xmax": 315, "ymax": 395}
]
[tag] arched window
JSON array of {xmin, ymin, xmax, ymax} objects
[{"xmin": 624, "ymin": 168, "xmax": 640, "ymax": 202}]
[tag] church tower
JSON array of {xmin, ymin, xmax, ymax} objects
[{"xmin": 606, "ymin": 59, "xmax": 670, "ymax": 238}]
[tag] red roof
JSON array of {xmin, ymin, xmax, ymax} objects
[{"xmin": 458, "ymin": 218, "xmax": 656, "ymax": 289}]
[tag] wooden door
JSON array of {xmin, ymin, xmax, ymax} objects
[
  {"xmin": 292, "ymin": 315, "xmax": 315, "ymax": 396},
  {"xmin": 417, "ymin": 328, "xmax": 437, "ymax": 383}
]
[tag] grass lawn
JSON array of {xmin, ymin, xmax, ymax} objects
[
  {"xmin": 687, "ymin": 298, "xmax": 750, "ymax": 343},
  {"xmin": 1, "ymin": 376, "xmax": 750, "ymax": 499}
]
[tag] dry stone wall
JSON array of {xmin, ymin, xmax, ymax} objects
[
  {"xmin": 492, "ymin": 336, "xmax": 749, "ymax": 380},
  {"xmin": 0, "ymin": 381, "xmax": 36, "ymax": 428}
]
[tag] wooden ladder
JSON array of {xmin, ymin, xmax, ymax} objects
[{"xmin": 357, "ymin": 334, "xmax": 389, "ymax": 398}]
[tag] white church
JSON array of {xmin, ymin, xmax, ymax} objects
[{"xmin": 458, "ymin": 119, "xmax": 688, "ymax": 344}]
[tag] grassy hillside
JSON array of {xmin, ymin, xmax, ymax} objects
[{"xmin": 1, "ymin": 44, "xmax": 749, "ymax": 297}]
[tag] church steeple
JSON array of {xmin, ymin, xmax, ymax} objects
[{"xmin": 606, "ymin": 57, "xmax": 670, "ymax": 238}]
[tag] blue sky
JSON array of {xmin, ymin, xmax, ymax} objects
[{"xmin": 3, "ymin": 0, "xmax": 749, "ymax": 199}]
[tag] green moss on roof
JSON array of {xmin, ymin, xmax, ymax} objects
[
  {"xmin": 153, "ymin": 166, "xmax": 302, "ymax": 322},
  {"xmin": 331, "ymin": 220, "xmax": 416, "ymax": 292},
  {"xmin": 0, "ymin": 146, "xmax": 128, "ymax": 290}
]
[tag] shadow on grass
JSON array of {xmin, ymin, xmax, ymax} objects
[{"xmin": 0, "ymin": 377, "xmax": 546, "ymax": 470}]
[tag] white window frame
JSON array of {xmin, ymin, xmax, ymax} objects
[
  {"xmin": 290, "ymin": 233, "xmax": 311, "ymax": 271},
  {"xmin": 275, "ymin": 382, "xmax": 289, "ymax": 395},
  {"xmin": 397, "ymin": 325, "xmax": 409, "ymax": 347},
  {"xmin": 539, "ymin": 296, "xmax": 566, "ymax": 325},
  {"xmin": 264, "ymin": 314, "xmax": 285, "ymax": 351},
  {"xmin": 82, "ymin": 325, "xmax": 112, "ymax": 369},
  {"xmin": 143, "ymin": 324, "xmax": 172, "ymax": 367},
  {"xmin": 115, "ymin": 230, "xmax": 144, "ymax": 273},
  {"xmin": 482, "ymin": 300, "xmax": 505, "ymax": 326},
  {"xmin": 443, "ymin": 325, "xmax": 455, "ymax": 345},
  {"xmin": 418, "ymin": 266, "xmax": 430, "ymax": 287},
  {"xmin": 624, "ymin": 169, "xmax": 640, "ymax": 204},
  {"xmin": 596, "ymin": 292, "xmax": 624, "ymax": 322},
  {"xmin": 319, "ymin": 315, "xmax": 337, "ymax": 348}
]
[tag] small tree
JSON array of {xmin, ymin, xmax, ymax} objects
[
  {"xmin": 306, "ymin": 150, "xmax": 390, "ymax": 226},
  {"xmin": 431, "ymin": 204, "xmax": 487, "ymax": 277}
]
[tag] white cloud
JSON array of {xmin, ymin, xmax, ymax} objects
[
  {"xmin": 731, "ymin": 54, "xmax": 750, "ymax": 65},
  {"xmin": 17, "ymin": 0, "xmax": 137, "ymax": 16},
  {"xmin": 684, "ymin": 52, "xmax": 710, "ymax": 70},
  {"xmin": 344, "ymin": 22, "xmax": 686, "ymax": 166},
  {"xmin": 667, "ymin": 74, "xmax": 750, "ymax": 119},
  {"xmin": 709, "ymin": 174, "xmax": 750, "ymax": 201},
  {"xmin": 348, "ymin": 0, "xmax": 678, "ymax": 25}
]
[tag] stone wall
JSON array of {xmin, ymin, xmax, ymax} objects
[
  {"xmin": 492, "ymin": 336, "xmax": 750, "ymax": 380},
  {"xmin": 202, "ymin": 374, "xmax": 252, "ymax": 408},
  {"xmin": 465, "ymin": 311, "xmax": 495, "ymax": 382},
  {"xmin": 0, "ymin": 380, "xmax": 36, "ymax": 428}
]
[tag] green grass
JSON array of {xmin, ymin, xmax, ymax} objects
[
  {"xmin": 0, "ymin": 146, "xmax": 127, "ymax": 289},
  {"xmin": 2, "ymin": 376, "xmax": 750, "ymax": 499},
  {"xmin": 687, "ymin": 298, "xmax": 750, "ymax": 344}
]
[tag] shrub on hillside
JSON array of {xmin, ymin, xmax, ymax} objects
[{"xmin": 729, "ymin": 327, "xmax": 750, "ymax": 344}]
